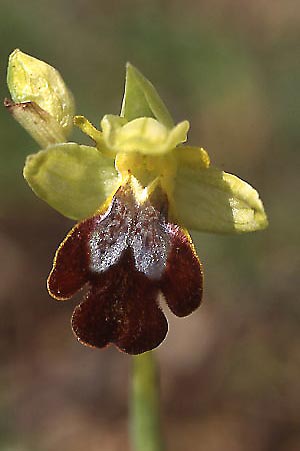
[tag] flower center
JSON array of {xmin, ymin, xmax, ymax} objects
[{"xmin": 115, "ymin": 151, "xmax": 177, "ymax": 197}]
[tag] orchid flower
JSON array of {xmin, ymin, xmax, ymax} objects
[{"xmin": 5, "ymin": 50, "xmax": 268, "ymax": 354}]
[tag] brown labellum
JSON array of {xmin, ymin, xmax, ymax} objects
[{"xmin": 48, "ymin": 178, "xmax": 203, "ymax": 354}]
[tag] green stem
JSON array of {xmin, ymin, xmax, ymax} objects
[{"xmin": 130, "ymin": 351, "xmax": 165, "ymax": 451}]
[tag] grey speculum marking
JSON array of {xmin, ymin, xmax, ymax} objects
[{"xmin": 88, "ymin": 184, "xmax": 170, "ymax": 280}]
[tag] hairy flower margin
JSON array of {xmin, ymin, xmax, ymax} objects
[{"xmin": 5, "ymin": 49, "xmax": 268, "ymax": 354}]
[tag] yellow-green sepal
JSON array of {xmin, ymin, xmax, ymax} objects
[
  {"xmin": 24, "ymin": 143, "xmax": 120, "ymax": 220},
  {"xmin": 101, "ymin": 115, "xmax": 189, "ymax": 156},
  {"xmin": 173, "ymin": 152, "xmax": 268, "ymax": 233},
  {"xmin": 7, "ymin": 49, "xmax": 75, "ymax": 139},
  {"xmin": 120, "ymin": 63, "xmax": 174, "ymax": 128}
]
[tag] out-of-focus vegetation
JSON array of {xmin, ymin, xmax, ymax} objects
[{"xmin": 0, "ymin": 1, "xmax": 299, "ymax": 450}]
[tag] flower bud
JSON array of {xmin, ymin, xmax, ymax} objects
[{"xmin": 6, "ymin": 49, "xmax": 75, "ymax": 145}]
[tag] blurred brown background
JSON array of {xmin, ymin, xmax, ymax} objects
[{"xmin": 0, "ymin": 1, "xmax": 299, "ymax": 450}]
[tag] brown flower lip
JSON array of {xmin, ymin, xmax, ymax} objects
[{"xmin": 47, "ymin": 178, "xmax": 203, "ymax": 354}]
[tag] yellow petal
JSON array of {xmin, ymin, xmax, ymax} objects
[
  {"xmin": 176, "ymin": 145, "xmax": 211, "ymax": 169},
  {"xmin": 73, "ymin": 115, "xmax": 104, "ymax": 147}
]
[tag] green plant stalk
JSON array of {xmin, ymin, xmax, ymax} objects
[{"xmin": 130, "ymin": 351, "xmax": 165, "ymax": 451}]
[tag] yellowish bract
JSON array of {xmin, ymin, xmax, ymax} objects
[{"xmin": 7, "ymin": 49, "xmax": 74, "ymax": 145}]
